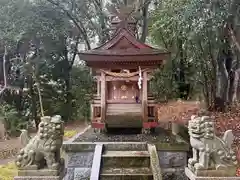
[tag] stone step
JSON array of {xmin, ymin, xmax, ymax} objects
[
  {"xmin": 103, "ymin": 143, "xmax": 147, "ymax": 151},
  {"xmin": 100, "ymin": 167, "xmax": 153, "ymax": 180},
  {"xmin": 103, "ymin": 151, "xmax": 150, "ymax": 157},
  {"xmin": 102, "ymin": 151, "xmax": 150, "ymax": 167}
]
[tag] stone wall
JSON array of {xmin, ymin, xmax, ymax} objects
[
  {"xmin": 158, "ymin": 151, "xmax": 188, "ymax": 180},
  {"xmin": 65, "ymin": 151, "xmax": 94, "ymax": 180}
]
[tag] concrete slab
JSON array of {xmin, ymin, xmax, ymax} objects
[
  {"xmin": 185, "ymin": 167, "xmax": 240, "ymax": 180},
  {"xmin": 90, "ymin": 144, "xmax": 103, "ymax": 180},
  {"xmin": 74, "ymin": 168, "xmax": 91, "ymax": 180},
  {"xmin": 101, "ymin": 167, "xmax": 152, "ymax": 175},
  {"xmin": 148, "ymin": 144, "xmax": 162, "ymax": 180},
  {"xmin": 66, "ymin": 152, "xmax": 93, "ymax": 168},
  {"xmin": 102, "ymin": 150, "xmax": 150, "ymax": 157},
  {"xmin": 14, "ymin": 176, "xmax": 63, "ymax": 180}
]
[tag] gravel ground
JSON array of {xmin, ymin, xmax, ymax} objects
[{"xmin": 74, "ymin": 127, "xmax": 181, "ymax": 143}]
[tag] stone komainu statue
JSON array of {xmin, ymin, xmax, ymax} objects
[
  {"xmin": 188, "ymin": 115, "xmax": 238, "ymax": 172},
  {"xmin": 15, "ymin": 115, "xmax": 64, "ymax": 170}
]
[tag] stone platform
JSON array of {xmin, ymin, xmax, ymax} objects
[
  {"xmin": 185, "ymin": 167, "xmax": 240, "ymax": 180},
  {"xmin": 14, "ymin": 176, "xmax": 63, "ymax": 180},
  {"xmin": 14, "ymin": 159, "xmax": 65, "ymax": 180},
  {"xmin": 62, "ymin": 126, "xmax": 190, "ymax": 180}
]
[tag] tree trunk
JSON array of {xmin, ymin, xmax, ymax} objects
[
  {"xmin": 64, "ymin": 73, "xmax": 72, "ymax": 121},
  {"xmin": 177, "ymin": 36, "xmax": 189, "ymax": 100},
  {"xmin": 28, "ymin": 76, "xmax": 39, "ymax": 129},
  {"xmin": 215, "ymin": 46, "xmax": 233, "ymax": 111},
  {"xmin": 140, "ymin": 0, "xmax": 150, "ymax": 43},
  {"xmin": 232, "ymin": 68, "xmax": 240, "ymax": 102},
  {"xmin": 94, "ymin": 0, "xmax": 109, "ymax": 44}
]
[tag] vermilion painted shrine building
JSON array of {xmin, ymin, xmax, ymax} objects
[{"xmin": 79, "ymin": 6, "xmax": 170, "ymax": 131}]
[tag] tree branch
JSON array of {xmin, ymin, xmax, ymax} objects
[
  {"xmin": 46, "ymin": 0, "xmax": 91, "ymax": 50},
  {"xmin": 140, "ymin": 0, "xmax": 150, "ymax": 42}
]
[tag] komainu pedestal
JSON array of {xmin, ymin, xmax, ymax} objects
[
  {"xmin": 185, "ymin": 115, "xmax": 240, "ymax": 180},
  {"xmin": 14, "ymin": 115, "xmax": 65, "ymax": 180}
]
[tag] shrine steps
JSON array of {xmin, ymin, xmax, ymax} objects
[
  {"xmin": 100, "ymin": 150, "xmax": 152, "ymax": 180},
  {"xmin": 106, "ymin": 104, "xmax": 141, "ymax": 116},
  {"xmin": 98, "ymin": 144, "xmax": 162, "ymax": 180},
  {"xmin": 100, "ymin": 167, "xmax": 153, "ymax": 180},
  {"xmin": 63, "ymin": 129, "xmax": 189, "ymax": 180},
  {"xmin": 101, "ymin": 150, "xmax": 151, "ymax": 168},
  {"xmin": 105, "ymin": 104, "xmax": 142, "ymax": 128}
]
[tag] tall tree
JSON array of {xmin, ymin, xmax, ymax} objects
[{"xmin": 150, "ymin": 0, "xmax": 240, "ymax": 110}]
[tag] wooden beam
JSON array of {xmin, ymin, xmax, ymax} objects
[
  {"xmin": 97, "ymin": 79, "xmax": 100, "ymax": 96},
  {"xmin": 142, "ymin": 71, "xmax": 148, "ymax": 122},
  {"xmin": 100, "ymin": 71, "xmax": 106, "ymax": 122},
  {"xmin": 94, "ymin": 75, "xmax": 153, "ymax": 81},
  {"xmin": 90, "ymin": 104, "xmax": 94, "ymax": 121},
  {"xmin": 106, "ymin": 76, "xmax": 139, "ymax": 81}
]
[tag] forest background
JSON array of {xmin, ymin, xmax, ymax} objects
[{"xmin": 0, "ymin": 0, "xmax": 239, "ymax": 138}]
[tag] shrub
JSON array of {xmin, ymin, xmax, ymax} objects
[{"xmin": 0, "ymin": 103, "xmax": 28, "ymax": 137}]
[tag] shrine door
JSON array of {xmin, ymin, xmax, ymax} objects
[{"xmin": 108, "ymin": 81, "xmax": 140, "ymax": 102}]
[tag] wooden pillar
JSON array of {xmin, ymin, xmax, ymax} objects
[
  {"xmin": 97, "ymin": 80, "xmax": 100, "ymax": 97},
  {"xmin": 90, "ymin": 104, "xmax": 94, "ymax": 121},
  {"xmin": 142, "ymin": 71, "xmax": 148, "ymax": 122},
  {"xmin": 100, "ymin": 71, "xmax": 106, "ymax": 122}
]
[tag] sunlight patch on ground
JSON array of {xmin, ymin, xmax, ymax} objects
[
  {"xmin": 64, "ymin": 130, "xmax": 78, "ymax": 138},
  {"xmin": 0, "ymin": 162, "xmax": 17, "ymax": 180}
]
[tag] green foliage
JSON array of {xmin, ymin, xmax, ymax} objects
[
  {"xmin": 149, "ymin": 0, "xmax": 189, "ymax": 50},
  {"xmin": 150, "ymin": 0, "xmax": 240, "ymax": 106},
  {"xmin": 0, "ymin": 0, "xmax": 96, "ymax": 127},
  {"xmin": 150, "ymin": 64, "xmax": 178, "ymax": 102},
  {"xmin": 71, "ymin": 66, "xmax": 95, "ymax": 121},
  {"xmin": 0, "ymin": 103, "xmax": 28, "ymax": 136}
]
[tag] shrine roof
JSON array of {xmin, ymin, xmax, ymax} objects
[
  {"xmin": 79, "ymin": 4, "xmax": 170, "ymax": 67},
  {"xmin": 79, "ymin": 28, "xmax": 168, "ymax": 57}
]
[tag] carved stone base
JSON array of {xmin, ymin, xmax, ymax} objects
[
  {"xmin": 14, "ymin": 176, "xmax": 63, "ymax": 180},
  {"xmin": 185, "ymin": 167, "xmax": 240, "ymax": 180},
  {"xmin": 15, "ymin": 159, "xmax": 65, "ymax": 180}
]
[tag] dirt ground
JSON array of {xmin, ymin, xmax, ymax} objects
[{"xmin": 0, "ymin": 121, "xmax": 86, "ymax": 165}]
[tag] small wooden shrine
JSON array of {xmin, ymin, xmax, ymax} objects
[{"xmin": 79, "ymin": 5, "xmax": 170, "ymax": 131}]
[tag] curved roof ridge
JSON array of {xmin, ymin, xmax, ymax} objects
[{"xmin": 91, "ymin": 27, "xmax": 156, "ymax": 51}]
